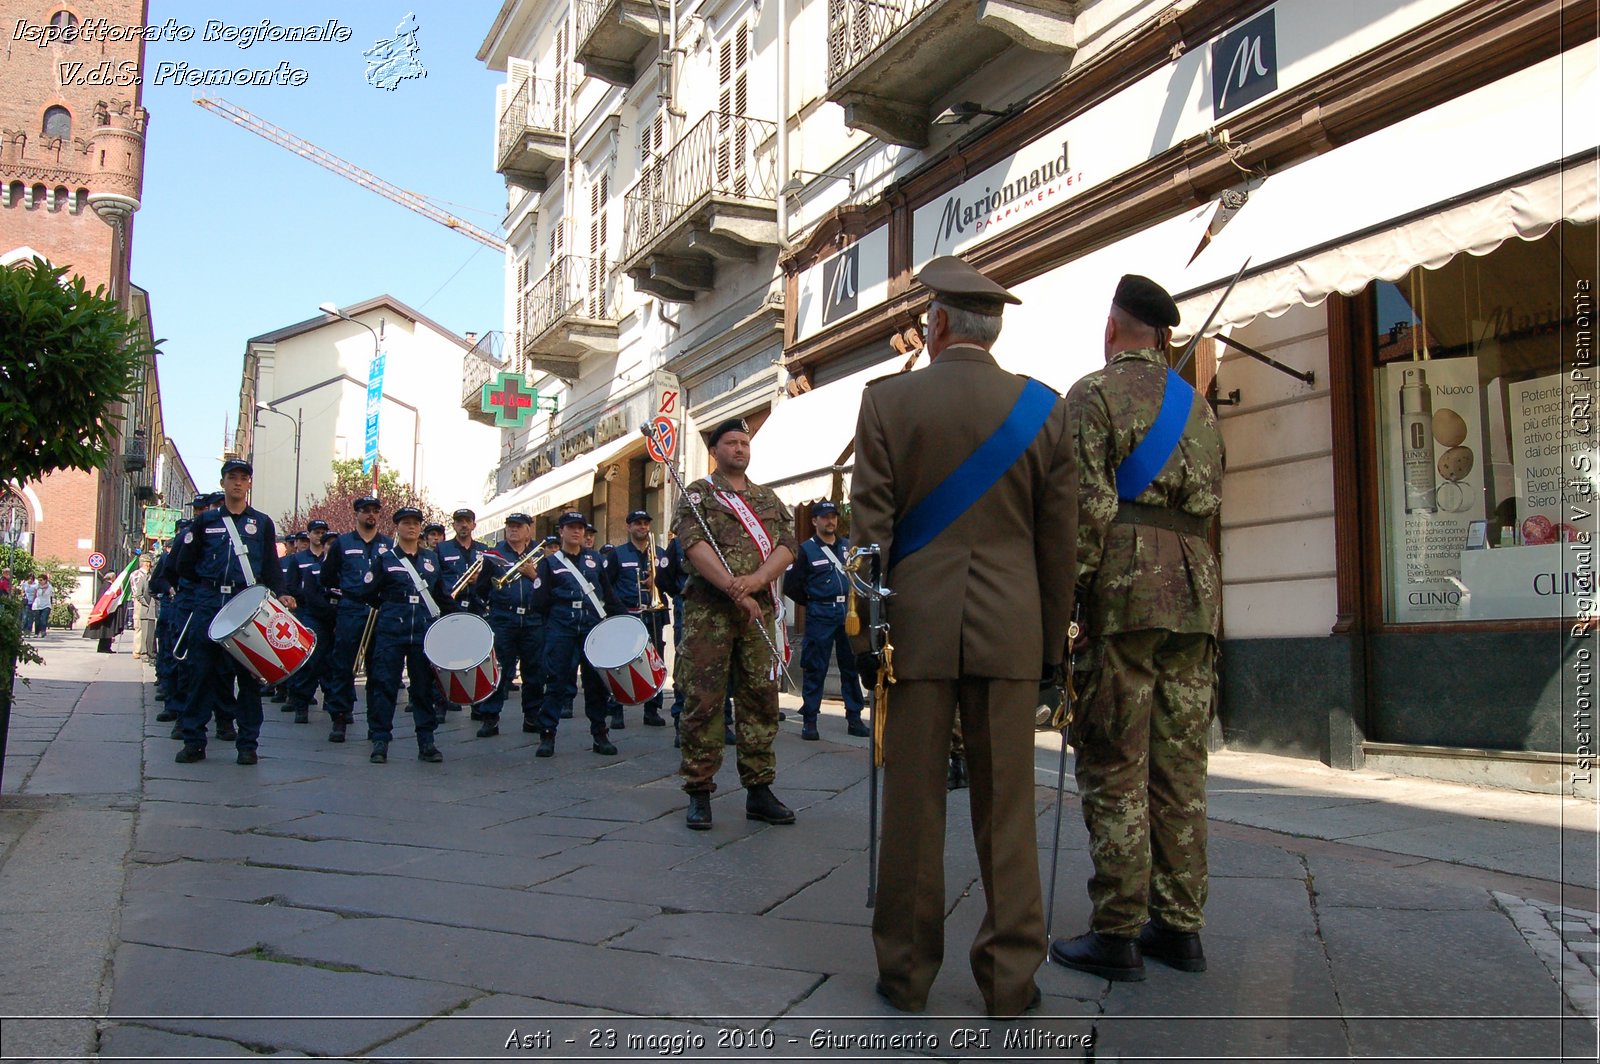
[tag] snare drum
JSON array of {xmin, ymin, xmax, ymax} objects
[
  {"xmin": 584, "ymin": 614, "xmax": 667, "ymax": 705},
  {"xmin": 423, "ymin": 613, "xmax": 501, "ymax": 705},
  {"xmin": 207, "ymin": 585, "xmax": 317, "ymax": 685}
]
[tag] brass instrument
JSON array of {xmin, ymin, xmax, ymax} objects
[
  {"xmin": 494, "ymin": 549, "xmax": 537, "ymax": 590},
  {"xmin": 351, "ymin": 606, "xmax": 378, "ymax": 677},
  {"xmin": 448, "ymin": 556, "xmax": 484, "ymax": 600}
]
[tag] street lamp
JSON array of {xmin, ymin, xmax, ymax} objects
[{"xmin": 255, "ymin": 402, "xmax": 303, "ymax": 521}]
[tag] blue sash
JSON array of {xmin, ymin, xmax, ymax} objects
[
  {"xmin": 1115, "ymin": 369, "xmax": 1194, "ymax": 501},
  {"xmin": 891, "ymin": 378, "xmax": 1057, "ymax": 569}
]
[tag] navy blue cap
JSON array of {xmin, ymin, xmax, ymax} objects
[
  {"xmin": 220, "ymin": 458, "xmax": 252, "ymax": 478},
  {"xmin": 542, "ymin": 534, "xmax": 559, "ymax": 545},
  {"xmin": 557, "ymin": 510, "xmax": 587, "ymax": 528},
  {"xmin": 707, "ymin": 418, "xmax": 750, "ymax": 447},
  {"xmin": 307, "ymin": 519, "xmax": 330, "ymax": 532},
  {"xmin": 393, "ymin": 506, "xmax": 424, "ymax": 523},
  {"xmin": 601, "ymin": 542, "xmax": 615, "ymax": 552},
  {"xmin": 423, "ymin": 522, "xmax": 445, "ymax": 535},
  {"xmin": 506, "ymin": 512, "xmax": 533, "ymax": 525},
  {"xmin": 584, "ymin": 522, "xmax": 597, "ymax": 534},
  {"xmin": 205, "ymin": 491, "xmax": 226, "ymax": 505},
  {"xmin": 175, "ymin": 518, "xmax": 192, "ymax": 531},
  {"xmin": 626, "ymin": 510, "xmax": 652, "ymax": 523},
  {"xmin": 352, "ymin": 495, "xmax": 380, "ymax": 511},
  {"xmin": 452, "ymin": 507, "xmax": 476, "ymax": 520},
  {"xmin": 812, "ymin": 500, "xmax": 840, "ymax": 517},
  {"xmin": 189, "ymin": 494, "xmax": 208, "ymax": 510},
  {"xmin": 293, "ymin": 531, "xmax": 311, "ymax": 542}
]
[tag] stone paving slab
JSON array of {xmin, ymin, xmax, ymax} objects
[
  {"xmin": 118, "ymin": 891, "xmax": 344, "ymax": 955},
  {"xmin": 534, "ymin": 862, "xmax": 802, "ymax": 914},
  {"xmin": 612, "ymin": 912, "xmax": 878, "ymax": 975},
  {"xmin": 97, "ymin": 1021, "xmax": 293, "ymax": 1061},
  {"xmin": 107, "ymin": 941, "xmax": 475, "ymax": 1057}
]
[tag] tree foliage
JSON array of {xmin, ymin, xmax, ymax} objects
[
  {"xmin": 282, "ymin": 455, "xmax": 444, "ymax": 533},
  {"xmin": 0, "ymin": 258, "xmax": 153, "ymax": 485},
  {"xmin": 0, "ymin": 545, "xmax": 81, "ymax": 599}
]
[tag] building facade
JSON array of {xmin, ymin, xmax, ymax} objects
[
  {"xmin": 233, "ymin": 296, "xmax": 503, "ymax": 527},
  {"xmin": 1, "ymin": 0, "xmax": 188, "ymax": 603},
  {"xmin": 475, "ymin": 0, "xmax": 1597, "ymax": 783}
]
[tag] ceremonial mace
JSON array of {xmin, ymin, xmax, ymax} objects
[{"xmin": 639, "ymin": 424, "xmax": 797, "ymax": 690}]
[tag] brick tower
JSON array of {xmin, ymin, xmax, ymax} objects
[{"xmin": 1, "ymin": 1, "xmax": 153, "ymax": 598}]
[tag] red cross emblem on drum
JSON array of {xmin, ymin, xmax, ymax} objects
[{"xmin": 268, "ymin": 619, "xmax": 299, "ymax": 650}]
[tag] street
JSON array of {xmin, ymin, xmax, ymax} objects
[{"xmin": 1, "ymin": 632, "xmax": 1596, "ymax": 1063}]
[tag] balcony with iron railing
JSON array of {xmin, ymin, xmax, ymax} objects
[
  {"xmin": 574, "ymin": 0, "xmax": 667, "ymax": 87},
  {"xmin": 620, "ymin": 111, "xmax": 779, "ymax": 303},
  {"xmin": 461, "ymin": 331, "xmax": 510, "ymax": 426},
  {"xmin": 520, "ymin": 255, "xmax": 621, "ymax": 380},
  {"xmin": 497, "ymin": 77, "xmax": 568, "ymax": 191},
  {"xmin": 825, "ymin": 0, "xmax": 1077, "ymax": 148}
]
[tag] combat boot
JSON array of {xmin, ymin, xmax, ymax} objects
[
  {"xmin": 1049, "ymin": 932, "xmax": 1145, "ymax": 982},
  {"xmin": 642, "ymin": 706, "xmax": 666, "ymax": 727},
  {"xmin": 476, "ymin": 719, "xmax": 500, "ymax": 738},
  {"xmin": 174, "ymin": 745, "xmax": 205, "ymax": 764},
  {"xmin": 293, "ymin": 707, "xmax": 309, "ymax": 724},
  {"xmin": 592, "ymin": 734, "xmax": 618, "ymax": 755},
  {"xmin": 522, "ymin": 716, "xmax": 540, "ymax": 733},
  {"xmin": 1138, "ymin": 920, "xmax": 1206, "ymax": 972},
  {"xmin": 801, "ymin": 717, "xmax": 820, "ymax": 741},
  {"xmin": 685, "ymin": 792, "xmax": 712, "ymax": 831},
  {"xmin": 745, "ymin": 785, "xmax": 795, "ymax": 825},
  {"xmin": 215, "ymin": 721, "xmax": 238, "ymax": 742},
  {"xmin": 609, "ymin": 709, "xmax": 625, "ymax": 730},
  {"xmin": 369, "ymin": 740, "xmax": 388, "ymax": 764},
  {"xmin": 328, "ymin": 719, "xmax": 346, "ymax": 743},
  {"xmin": 536, "ymin": 731, "xmax": 556, "ymax": 758},
  {"xmin": 846, "ymin": 716, "xmax": 870, "ymax": 738},
  {"xmin": 417, "ymin": 743, "xmax": 444, "ymax": 763},
  {"xmin": 156, "ymin": 707, "xmax": 177, "ymax": 723}
]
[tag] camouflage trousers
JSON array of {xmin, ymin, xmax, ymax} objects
[
  {"xmin": 1070, "ymin": 628, "xmax": 1215, "ymax": 936},
  {"xmin": 677, "ymin": 593, "xmax": 780, "ymax": 794}
]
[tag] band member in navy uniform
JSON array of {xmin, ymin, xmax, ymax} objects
[
  {"xmin": 356, "ymin": 507, "xmax": 454, "ymax": 764},
  {"xmin": 529, "ymin": 511, "xmax": 624, "ymax": 758},
  {"xmin": 437, "ymin": 507, "xmax": 490, "ymax": 617},
  {"xmin": 165, "ymin": 492, "xmax": 239, "ymax": 739},
  {"xmin": 174, "ymin": 460, "xmax": 293, "ymax": 765},
  {"xmin": 423, "ymin": 522, "xmax": 446, "ymax": 550},
  {"xmin": 782, "ymin": 500, "xmax": 869, "ymax": 740},
  {"xmin": 150, "ymin": 505, "xmax": 197, "ymax": 716},
  {"xmin": 472, "ymin": 511, "xmax": 546, "ymax": 737},
  {"xmin": 318, "ymin": 496, "xmax": 393, "ymax": 742},
  {"xmin": 602, "ymin": 510, "xmax": 670, "ymax": 729},
  {"xmin": 283, "ymin": 520, "xmax": 336, "ymax": 724}
]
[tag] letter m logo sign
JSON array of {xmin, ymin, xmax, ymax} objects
[
  {"xmin": 820, "ymin": 245, "xmax": 859, "ymax": 326},
  {"xmin": 1211, "ymin": 8, "xmax": 1277, "ymax": 119}
]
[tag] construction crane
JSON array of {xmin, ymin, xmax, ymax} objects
[{"xmin": 194, "ymin": 95, "xmax": 508, "ymax": 253}]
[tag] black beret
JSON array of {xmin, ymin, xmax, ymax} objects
[
  {"xmin": 916, "ymin": 255, "xmax": 1020, "ymax": 314},
  {"xmin": 707, "ymin": 418, "xmax": 750, "ymax": 447},
  {"xmin": 392, "ymin": 506, "xmax": 424, "ymax": 523},
  {"xmin": 452, "ymin": 507, "xmax": 476, "ymax": 520},
  {"xmin": 220, "ymin": 458, "xmax": 252, "ymax": 478},
  {"xmin": 1113, "ymin": 274, "xmax": 1180, "ymax": 329}
]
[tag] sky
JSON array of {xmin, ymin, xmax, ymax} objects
[{"xmin": 134, "ymin": 2, "xmax": 508, "ymax": 480}]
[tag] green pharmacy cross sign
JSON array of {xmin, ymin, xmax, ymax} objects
[{"xmin": 481, "ymin": 371, "xmax": 557, "ymax": 429}]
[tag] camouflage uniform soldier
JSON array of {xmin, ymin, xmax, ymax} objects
[
  {"xmin": 674, "ymin": 418, "xmax": 798, "ymax": 831},
  {"xmin": 1050, "ymin": 274, "xmax": 1224, "ymax": 982}
]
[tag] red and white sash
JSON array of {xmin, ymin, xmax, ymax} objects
[{"xmin": 716, "ymin": 488, "xmax": 791, "ymax": 680}]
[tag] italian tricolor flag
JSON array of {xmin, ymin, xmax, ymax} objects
[{"xmin": 86, "ymin": 554, "xmax": 139, "ymax": 627}]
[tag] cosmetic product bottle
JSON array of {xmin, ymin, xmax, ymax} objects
[{"xmin": 1399, "ymin": 367, "xmax": 1437, "ymax": 514}]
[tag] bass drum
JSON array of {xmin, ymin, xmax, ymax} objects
[
  {"xmin": 423, "ymin": 613, "xmax": 502, "ymax": 705},
  {"xmin": 207, "ymin": 585, "xmax": 317, "ymax": 685},
  {"xmin": 584, "ymin": 614, "xmax": 667, "ymax": 706}
]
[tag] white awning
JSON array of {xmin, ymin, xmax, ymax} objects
[
  {"xmin": 745, "ymin": 352, "xmax": 917, "ymax": 504},
  {"xmin": 1172, "ymin": 45, "xmax": 1600, "ymax": 340},
  {"xmin": 479, "ymin": 431, "xmax": 644, "ymax": 527}
]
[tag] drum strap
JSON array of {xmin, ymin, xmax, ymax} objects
[
  {"xmin": 391, "ymin": 551, "xmax": 441, "ymax": 619},
  {"xmin": 554, "ymin": 552, "xmax": 607, "ymax": 617},
  {"xmin": 220, "ymin": 516, "xmax": 257, "ymax": 588}
]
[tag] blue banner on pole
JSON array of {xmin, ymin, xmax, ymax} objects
[{"xmin": 362, "ymin": 351, "xmax": 385, "ymax": 475}]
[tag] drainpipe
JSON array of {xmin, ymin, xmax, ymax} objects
[{"xmin": 776, "ymin": 0, "xmax": 791, "ymax": 250}]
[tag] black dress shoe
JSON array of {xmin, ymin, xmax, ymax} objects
[
  {"xmin": 1049, "ymin": 932, "xmax": 1146, "ymax": 981},
  {"xmin": 370, "ymin": 741, "xmax": 388, "ymax": 764},
  {"xmin": 174, "ymin": 745, "xmax": 205, "ymax": 763},
  {"xmin": 846, "ymin": 717, "xmax": 870, "ymax": 737},
  {"xmin": 592, "ymin": 736, "xmax": 618, "ymax": 755},
  {"xmin": 536, "ymin": 732, "xmax": 555, "ymax": 757},
  {"xmin": 686, "ymin": 792, "xmax": 712, "ymax": 831},
  {"xmin": 417, "ymin": 744, "xmax": 444, "ymax": 763},
  {"xmin": 801, "ymin": 721, "xmax": 820, "ymax": 741},
  {"xmin": 874, "ymin": 980, "xmax": 925, "ymax": 1014},
  {"xmin": 476, "ymin": 721, "xmax": 499, "ymax": 738},
  {"xmin": 236, "ymin": 749, "xmax": 258, "ymax": 765},
  {"xmin": 745, "ymin": 784, "xmax": 795, "ymax": 825},
  {"xmin": 1139, "ymin": 920, "xmax": 1207, "ymax": 972},
  {"xmin": 947, "ymin": 755, "xmax": 968, "ymax": 791}
]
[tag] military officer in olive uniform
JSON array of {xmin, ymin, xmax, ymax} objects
[
  {"xmin": 673, "ymin": 419, "xmax": 799, "ymax": 831},
  {"xmin": 850, "ymin": 257, "xmax": 1077, "ymax": 1020},
  {"xmin": 782, "ymin": 500, "xmax": 868, "ymax": 740},
  {"xmin": 1049, "ymin": 274, "xmax": 1224, "ymax": 982}
]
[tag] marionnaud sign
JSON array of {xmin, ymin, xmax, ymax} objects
[
  {"xmin": 1212, "ymin": 8, "xmax": 1277, "ymax": 118},
  {"xmin": 794, "ymin": 226, "xmax": 889, "ymax": 342}
]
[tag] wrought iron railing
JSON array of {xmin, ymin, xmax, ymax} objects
[
  {"xmin": 523, "ymin": 255, "xmax": 616, "ymax": 340},
  {"xmin": 575, "ymin": 0, "xmax": 606, "ymax": 49},
  {"xmin": 827, "ymin": 0, "xmax": 938, "ymax": 86},
  {"xmin": 461, "ymin": 334, "xmax": 505, "ymax": 408},
  {"xmin": 497, "ymin": 77, "xmax": 567, "ymax": 167},
  {"xmin": 622, "ymin": 111, "xmax": 777, "ymax": 262}
]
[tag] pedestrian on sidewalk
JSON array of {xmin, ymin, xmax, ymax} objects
[
  {"xmin": 131, "ymin": 554, "xmax": 156, "ymax": 660},
  {"xmin": 849, "ymin": 256, "xmax": 1076, "ymax": 1020},
  {"xmin": 29, "ymin": 572, "xmax": 53, "ymax": 637},
  {"xmin": 1050, "ymin": 274, "xmax": 1224, "ymax": 983}
]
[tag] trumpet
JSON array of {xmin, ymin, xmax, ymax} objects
[
  {"xmin": 449, "ymin": 556, "xmax": 484, "ymax": 599},
  {"xmin": 494, "ymin": 550, "xmax": 538, "ymax": 590}
]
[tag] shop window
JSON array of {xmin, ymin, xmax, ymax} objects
[
  {"xmin": 1370, "ymin": 220, "xmax": 1597, "ymax": 623},
  {"xmin": 42, "ymin": 106, "xmax": 70, "ymax": 141}
]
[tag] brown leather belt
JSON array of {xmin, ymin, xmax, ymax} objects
[{"xmin": 1114, "ymin": 501, "xmax": 1211, "ymax": 538}]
